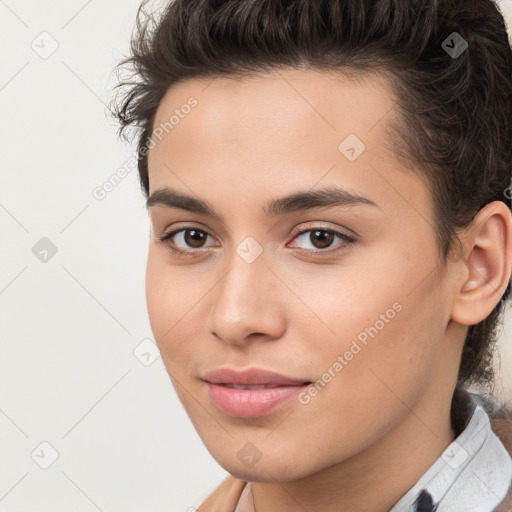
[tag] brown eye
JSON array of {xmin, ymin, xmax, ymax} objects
[
  {"xmin": 157, "ymin": 227, "xmax": 217, "ymax": 256},
  {"xmin": 308, "ymin": 230, "xmax": 335, "ymax": 249},
  {"xmin": 290, "ymin": 228, "xmax": 354, "ymax": 254},
  {"xmin": 182, "ymin": 229, "xmax": 207, "ymax": 248}
]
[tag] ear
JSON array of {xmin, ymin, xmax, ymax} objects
[{"xmin": 451, "ymin": 201, "xmax": 512, "ymax": 326}]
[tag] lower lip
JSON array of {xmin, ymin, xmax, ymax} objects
[{"xmin": 206, "ymin": 382, "xmax": 310, "ymax": 418}]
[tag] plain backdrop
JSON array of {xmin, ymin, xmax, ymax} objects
[{"xmin": 1, "ymin": 1, "xmax": 512, "ymax": 510}]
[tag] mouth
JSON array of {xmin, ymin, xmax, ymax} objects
[
  {"xmin": 200, "ymin": 367, "xmax": 313, "ymax": 418},
  {"xmin": 204, "ymin": 381, "xmax": 313, "ymax": 418}
]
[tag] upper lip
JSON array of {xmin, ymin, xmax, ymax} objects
[{"xmin": 201, "ymin": 367, "xmax": 311, "ymax": 386}]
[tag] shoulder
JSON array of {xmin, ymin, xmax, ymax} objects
[{"xmin": 196, "ymin": 475, "xmax": 247, "ymax": 512}]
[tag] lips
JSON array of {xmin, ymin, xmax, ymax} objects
[
  {"xmin": 201, "ymin": 367, "xmax": 311, "ymax": 387},
  {"xmin": 201, "ymin": 367, "xmax": 312, "ymax": 418},
  {"xmin": 207, "ymin": 383, "xmax": 310, "ymax": 418}
]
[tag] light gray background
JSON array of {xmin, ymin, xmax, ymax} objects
[{"xmin": 1, "ymin": 1, "xmax": 512, "ymax": 510}]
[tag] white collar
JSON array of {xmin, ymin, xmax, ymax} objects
[{"xmin": 389, "ymin": 404, "xmax": 512, "ymax": 512}]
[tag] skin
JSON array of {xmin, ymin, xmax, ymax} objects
[{"xmin": 145, "ymin": 68, "xmax": 512, "ymax": 512}]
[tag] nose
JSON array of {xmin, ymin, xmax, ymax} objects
[{"xmin": 206, "ymin": 249, "xmax": 287, "ymax": 348}]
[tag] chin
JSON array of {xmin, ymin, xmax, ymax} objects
[
  {"xmin": 212, "ymin": 449, "xmax": 320, "ymax": 483},
  {"xmin": 224, "ymin": 464, "xmax": 307, "ymax": 483}
]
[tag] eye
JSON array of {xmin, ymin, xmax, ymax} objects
[
  {"xmin": 157, "ymin": 227, "xmax": 217, "ymax": 256},
  {"xmin": 288, "ymin": 227, "xmax": 355, "ymax": 255}
]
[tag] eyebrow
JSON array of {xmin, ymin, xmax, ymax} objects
[{"xmin": 146, "ymin": 185, "xmax": 379, "ymax": 221}]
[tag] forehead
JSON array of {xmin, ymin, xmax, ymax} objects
[
  {"xmin": 150, "ymin": 68, "xmax": 397, "ymax": 157},
  {"xmin": 147, "ymin": 68, "xmax": 431, "ymax": 225}
]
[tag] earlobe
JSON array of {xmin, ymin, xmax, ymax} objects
[{"xmin": 451, "ymin": 201, "xmax": 512, "ymax": 326}]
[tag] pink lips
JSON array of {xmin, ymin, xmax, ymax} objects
[{"xmin": 201, "ymin": 367, "xmax": 311, "ymax": 418}]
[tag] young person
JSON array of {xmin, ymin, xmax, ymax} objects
[{"xmin": 112, "ymin": 0, "xmax": 512, "ymax": 510}]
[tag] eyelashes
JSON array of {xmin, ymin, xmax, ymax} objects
[
  {"xmin": 156, "ymin": 225, "xmax": 356, "ymax": 258},
  {"xmin": 288, "ymin": 227, "xmax": 356, "ymax": 254},
  {"xmin": 157, "ymin": 227, "xmax": 214, "ymax": 257}
]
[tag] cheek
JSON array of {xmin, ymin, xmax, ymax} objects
[
  {"xmin": 278, "ymin": 293, "xmax": 445, "ymax": 472},
  {"xmin": 145, "ymin": 248, "xmax": 201, "ymax": 328},
  {"xmin": 145, "ymin": 254, "xmax": 170, "ymax": 340},
  {"xmin": 295, "ymin": 261, "xmax": 445, "ymax": 412},
  {"xmin": 145, "ymin": 251, "xmax": 197, "ymax": 364}
]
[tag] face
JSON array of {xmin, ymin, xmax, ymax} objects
[{"xmin": 145, "ymin": 69, "xmax": 460, "ymax": 482}]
